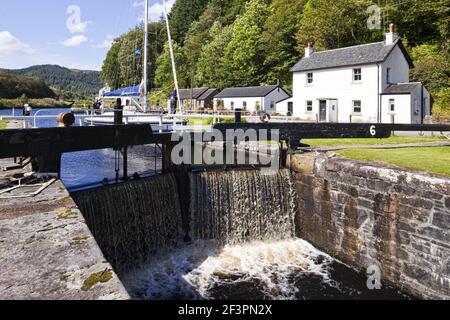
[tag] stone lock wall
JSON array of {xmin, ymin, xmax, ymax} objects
[{"xmin": 291, "ymin": 154, "xmax": 450, "ymax": 300}]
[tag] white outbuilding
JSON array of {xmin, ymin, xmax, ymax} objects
[{"xmin": 214, "ymin": 85, "xmax": 291, "ymax": 114}]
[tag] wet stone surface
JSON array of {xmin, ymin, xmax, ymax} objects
[
  {"xmin": 0, "ymin": 158, "xmax": 129, "ymax": 300},
  {"xmin": 293, "ymin": 153, "xmax": 450, "ymax": 300}
]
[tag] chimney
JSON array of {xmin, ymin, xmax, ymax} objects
[
  {"xmin": 385, "ymin": 24, "xmax": 399, "ymax": 45},
  {"xmin": 305, "ymin": 42, "xmax": 315, "ymax": 58}
]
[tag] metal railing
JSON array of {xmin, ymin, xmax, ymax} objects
[{"xmin": 1, "ymin": 111, "xmax": 308, "ymax": 130}]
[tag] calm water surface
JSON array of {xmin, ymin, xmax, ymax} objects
[{"xmin": 0, "ymin": 108, "xmax": 161, "ymax": 190}]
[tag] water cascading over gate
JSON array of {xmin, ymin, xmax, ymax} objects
[
  {"xmin": 189, "ymin": 169, "xmax": 298, "ymax": 244},
  {"xmin": 72, "ymin": 174, "xmax": 183, "ymax": 273}
]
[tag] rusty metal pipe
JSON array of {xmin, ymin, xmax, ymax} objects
[{"xmin": 56, "ymin": 112, "xmax": 75, "ymax": 127}]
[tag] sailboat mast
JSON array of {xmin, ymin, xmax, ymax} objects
[
  {"xmin": 143, "ymin": 0, "xmax": 149, "ymax": 112},
  {"xmin": 163, "ymin": 0, "xmax": 183, "ymax": 114}
]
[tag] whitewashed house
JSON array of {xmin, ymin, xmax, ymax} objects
[
  {"xmin": 289, "ymin": 25, "xmax": 430, "ymax": 124},
  {"xmin": 276, "ymin": 97, "xmax": 295, "ymax": 116},
  {"xmin": 214, "ymin": 85, "xmax": 291, "ymax": 113}
]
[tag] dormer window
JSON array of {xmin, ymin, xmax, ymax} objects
[
  {"xmin": 353, "ymin": 68, "xmax": 362, "ymax": 82},
  {"xmin": 306, "ymin": 73, "xmax": 314, "ymax": 84}
]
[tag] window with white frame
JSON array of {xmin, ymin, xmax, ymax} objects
[
  {"xmin": 243, "ymin": 101, "xmax": 247, "ymax": 109},
  {"xmin": 386, "ymin": 68, "xmax": 391, "ymax": 84},
  {"xmin": 270, "ymin": 101, "xmax": 275, "ymax": 109},
  {"xmin": 352, "ymin": 100, "xmax": 362, "ymax": 114},
  {"xmin": 306, "ymin": 73, "xmax": 313, "ymax": 84},
  {"xmin": 353, "ymin": 68, "xmax": 362, "ymax": 82},
  {"xmin": 306, "ymin": 101, "xmax": 313, "ymax": 113},
  {"xmin": 230, "ymin": 101, "xmax": 234, "ymax": 110},
  {"xmin": 389, "ymin": 99, "xmax": 395, "ymax": 112}
]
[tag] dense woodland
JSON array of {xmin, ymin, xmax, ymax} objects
[
  {"xmin": 0, "ymin": 71, "xmax": 55, "ymax": 99},
  {"xmin": 100, "ymin": 0, "xmax": 449, "ymax": 114},
  {"xmin": 4, "ymin": 65, "xmax": 103, "ymax": 99}
]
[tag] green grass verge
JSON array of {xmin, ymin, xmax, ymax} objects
[
  {"xmin": 337, "ymin": 147, "xmax": 450, "ymax": 177},
  {"xmin": 0, "ymin": 120, "xmax": 9, "ymax": 129},
  {"xmin": 187, "ymin": 117, "xmax": 214, "ymax": 126},
  {"xmin": 187, "ymin": 117, "xmax": 247, "ymax": 126},
  {"xmin": 302, "ymin": 135, "xmax": 447, "ymax": 147}
]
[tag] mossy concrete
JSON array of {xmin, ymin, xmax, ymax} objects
[{"xmin": 0, "ymin": 158, "xmax": 129, "ymax": 300}]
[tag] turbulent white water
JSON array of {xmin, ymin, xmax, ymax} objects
[
  {"xmin": 190, "ymin": 170, "xmax": 298, "ymax": 244},
  {"xmin": 123, "ymin": 239, "xmax": 340, "ymax": 300},
  {"xmin": 74, "ymin": 169, "xmax": 407, "ymax": 300}
]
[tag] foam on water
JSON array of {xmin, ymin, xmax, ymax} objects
[
  {"xmin": 190, "ymin": 170, "xmax": 298, "ymax": 244},
  {"xmin": 122, "ymin": 238, "xmax": 338, "ymax": 300}
]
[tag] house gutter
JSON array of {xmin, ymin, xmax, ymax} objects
[
  {"xmin": 421, "ymin": 85, "xmax": 424, "ymax": 124},
  {"xmin": 377, "ymin": 63, "xmax": 381, "ymax": 123}
]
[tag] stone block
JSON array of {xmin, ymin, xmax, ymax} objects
[
  {"xmin": 421, "ymin": 191, "xmax": 444, "ymax": 201},
  {"xmin": 366, "ymin": 179, "xmax": 393, "ymax": 192},
  {"xmin": 392, "ymin": 184, "xmax": 417, "ymax": 197},
  {"xmin": 397, "ymin": 204, "xmax": 431, "ymax": 223},
  {"xmin": 432, "ymin": 212, "xmax": 450, "ymax": 230},
  {"xmin": 420, "ymin": 226, "xmax": 450, "ymax": 243},
  {"xmin": 291, "ymin": 154, "xmax": 316, "ymax": 175},
  {"xmin": 400, "ymin": 197, "xmax": 434, "ymax": 210}
]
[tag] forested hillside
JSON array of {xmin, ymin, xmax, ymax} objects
[
  {"xmin": 100, "ymin": 0, "xmax": 449, "ymax": 115},
  {"xmin": 0, "ymin": 71, "xmax": 55, "ymax": 99},
  {"xmin": 4, "ymin": 65, "xmax": 103, "ymax": 99}
]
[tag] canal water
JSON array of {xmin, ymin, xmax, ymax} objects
[
  {"xmin": 0, "ymin": 108, "xmax": 161, "ymax": 190},
  {"xmin": 122, "ymin": 239, "xmax": 409, "ymax": 300},
  {"xmin": 2, "ymin": 109, "xmax": 410, "ymax": 300},
  {"xmin": 73, "ymin": 170, "xmax": 410, "ymax": 300}
]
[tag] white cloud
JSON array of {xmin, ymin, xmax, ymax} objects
[
  {"xmin": 0, "ymin": 32, "xmax": 100, "ymax": 70},
  {"xmin": 0, "ymin": 31, "xmax": 35, "ymax": 57},
  {"xmin": 68, "ymin": 20, "xmax": 93, "ymax": 34},
  {"xmin": 66, "ymin": 5, "xmax": 93, "ymax": 34},
  {"xmin": 134, "ymin": 0, "xmax": 175, "ymax": 22},
  {"xmin": 94, "ymin": 35, "xmax": 115, "ymax": 49},
  {"xmin": 61, "ymin": 35, "xmax": 88, "ymax": 47}
]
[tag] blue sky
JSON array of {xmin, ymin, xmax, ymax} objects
[{"xmin": 0, "ymin": 0, "xmax": 174, "ymax": 71}]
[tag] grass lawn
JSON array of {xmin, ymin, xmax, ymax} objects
[
  {"xmin": 0, "ymin": 119, "xmax": 9, "ymax": 129},
  {"xmin": 302, "ymin": 135, "xmax": 447, "ymax": 147},
  {"xmin": 187, "ymin": 117, "xmax": 214, "ymax": 126},
  {"xmin": 337, "ymin": 147, "xmax": 450, "ymax": 177},
  {"xmin": 187, "ymin": 117, "xmax": 247, "ymax": 126}
]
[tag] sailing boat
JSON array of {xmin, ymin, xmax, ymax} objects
[{"xmin": 84, "ymin": 0, "xmax": 184, "ymax": 129}]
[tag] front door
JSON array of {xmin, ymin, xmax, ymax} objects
[
  {"xmin": 287, "ymin": 102, "xmax": 293, "ymax": 116},
  {"xmin": 319, "ymin": 100, "xmax": 327, "ymax": 122},
  {"xmin": 329, "ymin": 99, "xmax": 338, "ymax": 122}
]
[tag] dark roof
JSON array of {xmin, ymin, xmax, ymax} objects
[
  {"xmin": 215, "ymin": 85, "xmax": 289, "ymax": 98},
  {"xmin": 382, "ymin": 83, "xmax": 422, "ymax": 95},
  {"xmin": 198, "ymin": 88, "xmax": 219, "ymax": 101},
  {"xmin": 178, "ymin": 88, "xmax": 209, "ymax": 100},
  {"xmin": 290, "ymin": 40, "xmax": 413, "ymax": 72}
]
